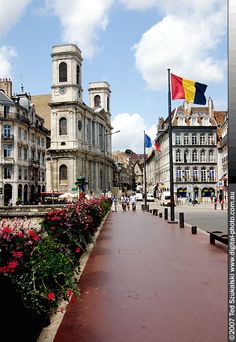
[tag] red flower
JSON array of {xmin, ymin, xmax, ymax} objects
[
  {"xmin": 28, "ymin": 230, "xmax": 40, "ymax": 241},
  {"xmin": 47, "ymin": 292, "xmax": 55, "ymax": 300},
  {"xmin": 75, "ymin": 248, "xmax": 81, "ymax": 253}
]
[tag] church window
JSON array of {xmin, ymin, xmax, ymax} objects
[
  {"xmin": 59, "ymin": 62, "xmax": 67, "ymax": 82},
  {"xmin": 59, "ymin": 165, "xmax": 67, "ymax": 181},
  {"xmin": 94, "ymin": 95, "xmax": 101, "ymax": 107},
  {"xmin": 59, "ymin": 117, "xmax": 67, "ymax": 135}
]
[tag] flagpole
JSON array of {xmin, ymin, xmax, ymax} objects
[
  {"xmin": 143, "ymin": 130, "xmax": 147, "ymax": 208},
  {"xmin": 168, "ymin": 68, "xmax": 176, "ymax": 222}
]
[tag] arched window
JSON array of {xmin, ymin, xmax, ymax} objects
[
  {"xmin": 201, "ymin": 168, "xmax": 207, "ymax": 182},
  {"xmin": 200, "ymin": 149, "xmax": 206, "ymax": 162},
  {"xmin": 176, "ymin": 149, "xmax": 181, "ymax": 162},
  {"xmin": 193, "ymin": 167, "xmax": 198, "ymax": 181},
  {"xmin": 209, "ymin": 167, "xmax": 215, "ymax": 181},
  {"xmin": 59, "ymin": 62, "xmax": 67, "ymax": 82},
  {"xmin": 184, "ymin": 134, "xmax": 189, "ymax": 145},
  {"xmin": 209, "ymin": 149, "xmax": 214, "ymax": 162},
  {"xmin": 59, "ymin": 165, "xmax": 67, "ymax": 181},
  {"xmin": 76, "ymin": 65, "xmax": 80, "ymax": 84},
  {"xmin": 192, "ymin": 149, "xmax": 198, "ymax": 162},
  {"xmin": 107, "ymin": 97, "xmax": 110, "ymax": 112},
  {"xmin": 59, "ymin": 117, "xmax": 67, "ymax": 135},
  {"xmin": 184, "ymin": 149, "xmax": 189, "ymax": 163},
  {"xmin": 175, "ymin": 133, "xmax": 181, "ymax": 145},
  {"xmin": 200, "ymin": 133, "xmax": 206, "ymax": 145},
  {"xmin": 184, "ymin": 168, "xmax": 190, "ymax": 181},
  {"xmin": 208, "ymin": 133, "xmax": 214, "ymax": 145},
  {"xmin": 192, "ymin": 133, "xmax": 197, "ymax": 145},
  {"xmin": 176, "ymin": 167, "xmax": 182, "ymax": 181},
  {"xmin": 94, "ymin": 95, "xmax": 101, "ymax": 107}
]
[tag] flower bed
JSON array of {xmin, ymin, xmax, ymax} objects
[{"xmin": 0, "ymin": 197, "xmax": 111, "ymax": 341}]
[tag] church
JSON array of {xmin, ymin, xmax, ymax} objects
[{"xmin": 33, "ymin": 44, "xmax": 114, "ymax": 196}]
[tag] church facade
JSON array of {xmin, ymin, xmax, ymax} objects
[{"xmin": 46, "ymin": 44, "xmax": 114, "ymax": 195}]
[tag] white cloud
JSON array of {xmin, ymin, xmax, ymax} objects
[
  {"xmin": 0, "ymin": 0, "xmax": 31, "ymax": 38},
  {"xmin": 45, "ymin": 0, "xmax": 114, "ymax": 58},
  {"xmin": 133, "ymin": 12, "xmax": 226, "ymax": 90},
  {"xmin": 111, "ymin": 112, "xmax": 156, "ymax": 153},
  {"xmin": 0, "ymin": 46, "xmax": 17, "ymax": 77}
]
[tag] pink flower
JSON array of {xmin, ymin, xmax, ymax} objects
[{"xmin": 75, "ymin": 248, "xmax": 81, "ymax": 253}]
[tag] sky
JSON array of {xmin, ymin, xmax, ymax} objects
[{"xmin": 0, "ymin": 0, "xmax": 227, "ymax": 153}]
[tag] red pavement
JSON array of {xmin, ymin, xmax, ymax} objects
[{"xmin": 54, "ymin": 209, "xmax": 227, "ymax": 342}]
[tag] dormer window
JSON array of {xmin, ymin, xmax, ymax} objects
[
  {"xmin": 59, "ymin": 62, "xmax": 67, "ymax": 82},
  {"xmin": 178, "ymin": 117, "xmax": 184, "ymax": 126},
  {"xmin": 191, "ymin": 117, "xmax": 197, "ymax": 126}
]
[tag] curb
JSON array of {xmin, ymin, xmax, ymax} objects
[{"xmin": 37, "ymin": 211, "xmax": 110, "ymax": 342}]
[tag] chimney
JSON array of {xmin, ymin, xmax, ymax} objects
[
  {"xmin": 0, "ymin": 78, "xmax": 12, "ymax": 97},
  {"xmin": 208, "ymin": 97, "xmax": 214, "ymax": 117}
]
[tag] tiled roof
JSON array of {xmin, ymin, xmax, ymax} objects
[{"xmin": 31, "ymin": 94, "xmax": 51, "ymax": 130}]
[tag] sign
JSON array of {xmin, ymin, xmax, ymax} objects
[
  {"xmin": 71, "ymin": 188, "xmax": 78, "ymax": 192},
  {"xmin": 187, "ymin": 185, "xmax": 193, "ymax": 192},
  {"xmin": 218, "ymin": 181, "xmax": 223, "ymax": 186}
]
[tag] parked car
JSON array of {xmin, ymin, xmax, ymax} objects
[
  {"xmin": 136, "ymin": 192, "xmax": 143, "ymax": 201},
  {"xmin": 146, "ymin": 193, "xmax": 155, "ymax": 202}
]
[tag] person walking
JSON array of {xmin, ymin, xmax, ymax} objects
[
  {"xmin": 129, "ymin": 193, "xmax": 136, "ymax": 211},
  {"xmin": 111, "ymin": 194, "xmax": 118, "ymax": 212}
]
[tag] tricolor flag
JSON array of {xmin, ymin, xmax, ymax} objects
[
  {"xmin": 154, "ymin": 141, "xmax": 161, "ymax": 152},
  {"xmin": 144, "ymin": 134, "xmax": 152, "ymax": 148},
  {"xmin": 171, "ymin": 73, "xmax": 207, "ymax": 105}
]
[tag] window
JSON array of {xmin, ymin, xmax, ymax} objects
[
  {"xmin": 209, "ymin": 168, "xmax": 215, "ymax": 181},
  {"xmin": 176, "ymin": 168, "xmax": 182, "ymax": 181},
  {"xmin": 200, "ymin": 134, "xmax": 206, "ymax": 145},
  {"xmin": 192, "ymin": 134, "xmax": 197, "ymax": 145},
  {"xmin": 4, "ymin": 167, "xmax": 11, "ymax": 179},
  {"xmin": 59, "ymin": 165, "xmax": 67, "ymax": 181},
  {"xmin": 192, "ymin": 149, "xmax": 198, "ymax": 162},
  {"xmin": 24, "ymin": 168, "xmax": 27, "ymax": 180},
  {"xmin": 184, "ymin": 168, "xmax": 190, "ymax": 181},
  {"xmin": 203, "ymin": 117, "xmax": 209, "ymax": 126},
  {"xmin": 201, "ymin": 168, "xmax": 207, "ymax": 182},
  {"xmin": 3, "ymin": 125, "xmax": 11, "ymax": 138},
  {"xmin": 178, "ymin": 117, "xmax": 184, "ymax": 126},
  {"xmin": 4, "ymin": 105, "xmax": 10, "ymax": 117},
  {"xmin": 193, "ymin": 168, "xmax": 198, "ymax": 181},
  {"xmin": 18, "ymin": 146, "xmax": 22, "ymax": 159},
  {"xmin": 184, "ymin": 134, "xmax": 189, "ymax": 145},
  {"xmin": 107, "ymin": 97, "xmax": 110, "ymax": 112},
  {"xmin": 42, "ymin": 171, "xmax": 45, "ymax": 182},
  {"xmin": 59, "ymin": 62, "xmax": 67, "ymax": 82},
  {"xmin": 200, "ymin": 150, "xmax": 206, "ymax": 162},
  {"xmin": 175, "ymin": 133, "xmax": 181, "ymax": 145},
  {"xmin": 37, "ymin": 136, "xmax": 40, "ymax": 145},
  {"xmin": 59, "ymin": 117, "xmax": 67, "ymax": 135},
  {"xmin": 191, "ymin": 117, "xmax": 197, "ymax": 126},
  {"xmin": 94, "ymin": 95, "xmax": 101, "ymax": 107},
  {"xmin": 18, "ymin": 127, "xmax": 21, "ymax": 140},
  {"xmin": 209, "ymin": 149, "xmax": 214, "ymax": 162},
  {"xmin": 3, "ymin": 145, "xmax": 11, "ymax": 157},
  {"xmin": 184, "ymin": 150, "xmax": 189, "ymax": 163},
  {"xmin": 87, "ymin": 119, "xmax": 92, "ymax": 144},
  {"xmin": 208, "ymin": 133, "xmax": 214, "ymax": 145},
  {"xmin": 24, "ymin": 147, "xmax": 28, "ymax": 160},
  {"xmin": 76, "ymin": 65, "xmax": 80, "ymax": 84},
  {"xmin": 176, "ymin": 149, "xmax": 181, "ymax": 162},
  {"xmin": 19, "ymin": 167, "xmax": 22, "ymax": 180}
]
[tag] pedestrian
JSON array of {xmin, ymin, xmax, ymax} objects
[{"xmin": 111, "ymin": 194, "xmax": 117, "ymax": 212}]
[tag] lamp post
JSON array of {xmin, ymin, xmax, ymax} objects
[{"xmin": 103, "ymin": 130, "xmax": 120, "ymax": 195}]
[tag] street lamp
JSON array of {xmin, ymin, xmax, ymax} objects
[{"xmin": 103, "ymin": 130, "xmax": 120, "ymax": 195}]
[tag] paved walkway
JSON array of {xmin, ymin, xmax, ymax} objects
[{"xmin": 51, "ymin": 209, "xmax": 227, "ymax": 342}]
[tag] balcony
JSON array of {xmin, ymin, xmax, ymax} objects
[
  {"xmin": 2, "ymin": 134, "xmax": 14, "ymax": 142},
  {"xmin": 29, "ymin": 159, "xmax": 40, "ymax": 168},
  {"xmin": 3, "ymin": 157, "xmax": 14, "ymax": 164}
]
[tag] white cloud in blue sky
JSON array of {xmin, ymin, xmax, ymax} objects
[{"xmin": 0, "ymin": 0, "xmax": 227, "ymax": 152}]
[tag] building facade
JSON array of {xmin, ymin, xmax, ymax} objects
[
  {"xmin": 0, "ymin": 79, "xmax": 48, "ymax": 205},
  {"xmin": 47, "ymin": 44, "xmax": 113, "ymax": 195},
  {"xmin": 154, "ymin": 99, "xmax": 226, "ymax": 202}
]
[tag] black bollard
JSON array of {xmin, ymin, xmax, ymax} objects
[
  {"xmin": 221, "ymin": 203, "xmax": 224, "ymax": 210},
  {"xmin": 192, "ymin": 226, "xmax": 197, "ymax": 234},
  {"xmin": 179, "ymin": 212, "xmax": 184, "ymax": 228},
  {"xmin": 150, "ymin": 209, "xmax": 153, "ymax": 213},
  {"xmin": 159, "ymin": 212, "xmax": 162, "ymax": 218},
  {"xmin": 164, "ymin": 208, "xmax": 168, "ymax": 220},
  {"xmin": 214, "ymin": 203, "xmax": 217, "ymax": 210}
]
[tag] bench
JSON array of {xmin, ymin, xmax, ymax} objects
[{"xmin": 207, "ymin": 231, "xmax": 228, "ymax": 246}]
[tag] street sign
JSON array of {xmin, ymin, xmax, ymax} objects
[
  {"xmin": 187, "ymin": 185, "xmax": 193, "ymax": 192},
  {"xmin": 71, "ymin": 188, "xmax": 78, "ymax": 192},
  {"xmin": 218, "ymin": 181, "xmax": 223, "ymax": 186}
]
